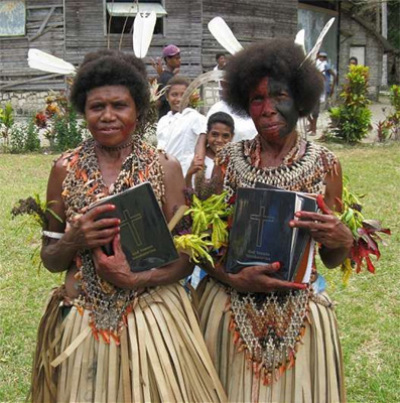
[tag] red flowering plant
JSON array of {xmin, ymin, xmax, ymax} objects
[{"xmin": 317, "ymin": 177, "xmax": 390, "ymax": 284}]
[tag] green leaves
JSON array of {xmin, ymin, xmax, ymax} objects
[
  {"xmin": 329, "ymin": 65, "xmax": 372, "ymax": 143},
  {"xmin": 175, "ymin": 191, "xmax": 233, "ymax": 265}
]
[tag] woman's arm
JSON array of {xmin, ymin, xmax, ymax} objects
[
  {"xmin": 290, "ymin": 160, "xmax": 353, "ymax": 268},
  {"xmin": 93, "ymin": 153, "xmax": 193, "ymax": 288},
  {"xmin": 41, "ymin": 158, "xmax": 120, "ymax": 272}
]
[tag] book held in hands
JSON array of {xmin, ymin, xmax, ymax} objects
[
  {"xmin": 225, "ymin": 186, "xmax": 317, "ymax": 282},
  {"xmin": 92, "ymin": 182, "xmax": 179, "ymax": 272}
]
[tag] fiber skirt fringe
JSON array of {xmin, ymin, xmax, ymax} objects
[
  {"xmin": 31, "ymin": 283, "xmax": 226, "ymax": 402},
  {"xmin": 198, "ymin": 278, "xmax": 346, "ymax": 403}
]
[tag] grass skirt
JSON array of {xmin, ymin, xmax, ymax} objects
[
  {"xmin": 198, "ymin": 278, "xmax": 346, "ymax": 403},
  {"xmin": 31, "ymin": 283, "xmax": 226, "ymax": 402}
]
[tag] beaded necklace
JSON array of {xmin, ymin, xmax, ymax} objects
[
  {"xmin": 62, "ymin": 136, "xmax": 165, "ymax": 333},
  {"xmin": 216, "ymin": 135, "xmax": 337, "ymax": 384}
]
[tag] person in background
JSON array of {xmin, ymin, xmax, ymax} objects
[
  {"xmin": 307, "ymin": 50, "xmax": 337, "ymax": 135},
  {"xmin": 214, "ymin": 53, "xmax": 226, "ymax": 72},
  {"xmin": 156, "ymin": 76, "xmax": 207, "ymax": 176},
  {"xmin": 206, "ymin": 99, "xmax": 257, "ymax": 142},
  {"xmin": 185, "ymin": 111, "xmax": 235, "ymax": 288},
  {"xmin": 213, "ymin": 52, "xmax": 227, "ymax": 98},
  {"xmin": 153, "ymin": 44, "xmax": 181, "ymax": 119},
  {"xmin": 186, "ymin": 111, "xmax": 234, "ymax": 198},
  {"xmin": 349, "ymin": 56, "xmax": 358, "ymax": 66}
]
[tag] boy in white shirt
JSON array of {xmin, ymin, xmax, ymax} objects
[{"xmin": 156, "ymin": 76, "xmax": 206, "ymax": 176}]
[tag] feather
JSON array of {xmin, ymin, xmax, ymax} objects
[
  {"xmin": 301, "ymin": 17, "xmax": 336, "ymax": 67},
  {"xmin": 133, "ymin": 11, "xmax": 156, "ymax": 59},
  {"xmin": 179, "ymin": 70, "xmax": 224, "ymax": 112},
  {"xmin": 208, "ymin": 17, "xmax": 243, "ymax": 55},
  {"xmin": 295, "ymin": 29, "xmax": 306, "ymax": 54},
  {"xmin": 28, "ymin": 49, "xmax": 76, "ymax": 76}
]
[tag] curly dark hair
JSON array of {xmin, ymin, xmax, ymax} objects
[
  {"xmin": 223, "ymin": 39, "xmax": 324, "ymax": 118},
  {"xmin": 70, "ymin": 50, "xmax": 150, "ymax": 123},
  {"xmin": 207, "ymin": 111, "xmax": 235, "ymax": 134},
  {"xmin": 165, "ymin": 76, "xmax": 189, "ymax": 93}
]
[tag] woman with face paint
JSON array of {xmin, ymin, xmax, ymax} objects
[{"xmin": 198, "ymin": 39, "xmax": 352, "ymax": 402}]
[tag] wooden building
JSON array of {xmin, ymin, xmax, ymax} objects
[{"xmin": 0, "ymin": 0, "xmax": 394, "ymax": 113}]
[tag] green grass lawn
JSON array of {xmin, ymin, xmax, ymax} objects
[{"xmin": 0, "ymin": 144, "xmax": 399, "ymax": 402}]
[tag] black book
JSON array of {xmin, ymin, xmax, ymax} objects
[
  {"xmin": 92, "ymin": 182, "xmax": 179, "ymax": 272},
  {"xmin": 225, "ymin": 186, "xmax": 317, "ymax": 281}
]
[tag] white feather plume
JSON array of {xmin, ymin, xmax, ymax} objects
[
  {"xmin": 208, "ymin": 17, "xmax": 243, "ymax": 55},
  {"xmin": 301, "ymin": 17, "xmax": 335, "ymax": 66},
  {"xmin": 295, "ymin": 29, "xmax": 306, "ymax": 54},
  {"xmin": 28, "ymin": 49, "xmax": 76, "ymax": 75},
  {"xmin": 133, "ymin": 11, "xmax": 157, "ymax": 59}
]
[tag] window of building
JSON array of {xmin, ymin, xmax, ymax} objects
[
  {"xmin": 350, "ymin": 46, "xmax": 366, "ymax": 66},
  {"xmin": 0, "ymin": 0, "xmax": 26, "ymax": 37},
  {"xmin": 105, "ymin": 1, "xmax": 166, "ymax": 35}
]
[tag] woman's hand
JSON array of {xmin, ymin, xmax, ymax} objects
[
  {"xmin": 68, "ymin": 204, "xmax": 120, "ymax": 250},
  {"xmin": 290, "ymin": 209, "xmax": 353, "ymax": 251},
  {"xmin": 216, "ymin": 262, "xmax": 307, "ymax": 293},
  {"xmin": 93, "ymin": 234, "xmax": 150, "ymax": 289}
]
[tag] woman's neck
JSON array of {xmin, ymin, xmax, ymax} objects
[{"xmin": 257, "ymin": 131, "xmax": 299, "ymax": 168}]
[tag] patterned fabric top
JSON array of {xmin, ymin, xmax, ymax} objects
[
  {"xmin": 62, "ymin": 137, "xmax": 165, "ymax": 222},
  {"xmin": 60, "ymin": 136, "xmax": 165, "ymax": 332}
]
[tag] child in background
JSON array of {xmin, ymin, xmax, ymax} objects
[
  {"xmin": 186, "ymin": 111, "xmax": 234, "ymax": 198},
  {"xmin": 156, "ymin": 76, "xmax": 206, "ymax": 176},
  {"xmin": 185, "ymin": 111, "xmax": 235, "ymax": 287}
]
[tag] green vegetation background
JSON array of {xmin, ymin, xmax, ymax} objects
[{"xmin": 0, "ymin": 144, "xmax": 399, "ymax": 402}]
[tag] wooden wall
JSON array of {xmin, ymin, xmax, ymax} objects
[
  {"xmin": 0, "ymin": 0, "xmax": 65, "ymax": 91},
  {"xmin": 201, "ymin": 0, "xmax": 298, "ymax": 71},
  {"xmin": 1, "ymin": 0, "xmax": 298, "ymax": 92},
  {"xmin": 64, "ymin": 0, "xmax": 203, "ymax": 79}
]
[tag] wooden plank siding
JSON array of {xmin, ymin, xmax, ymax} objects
[
  {"xmin": 0, "ymin": 0, "xmax": 65, "ymax": 91},
  {"xmin": 64, "ymin": 0, "xmax": 203, "ymax": 79},
  {"xmin": 201, "ymin": 0, "xmax": 298, "ymax": 71},
  {"xmin": 1, "ymin": 0, "xmax": 298, "ymax": 91}
]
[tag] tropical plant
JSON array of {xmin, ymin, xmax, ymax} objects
[
  {"xmin": 376, "ymin": 84, "xmax": 400, "ymax": 142},
  {"xmin": 0, "ymin": 102, "xmax": 15, "ymax": 146},
  {"xmin": 328, "ymin": 65, "xmax": 372, "ymax": 143}
]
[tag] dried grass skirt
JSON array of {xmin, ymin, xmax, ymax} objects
[
  {"xmin": 198, "ymin": 278, "xmax": 346, "ymax": 403},
  {"xmin": 31, "ymin": 283, "xmax": 226, "ymax": 402}
]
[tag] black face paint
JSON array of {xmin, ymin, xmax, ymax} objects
[
  {"xmin": 249, "ymin": 77, "xmax": 299, "ymax": 141},
  {"xmin": 267, "ymin": 79, "xmax": 299, "ymax": 138}
]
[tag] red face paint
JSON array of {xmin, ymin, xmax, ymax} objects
[{"xmin": 248, "ymin": 77, "xmax": 298, "ymax": 141}]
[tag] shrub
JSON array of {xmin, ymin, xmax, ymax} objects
[
  {"xmin": 25, "ymin": 119, "xmax": 41, "ymax": 152},
  {"xmin": 8, "ymin": 125, "xmax": 26, "ymax": 154},
  {"xmin": 328, "ymin": 65, "xmax": 372, "ymax": 143},
  {"xmin": 376, "ymin": 84, "xmax": 400, "ymax": 142},
  {"xmin": 0, "ymin": 103, "xmax": 15, "ymax": 146}
]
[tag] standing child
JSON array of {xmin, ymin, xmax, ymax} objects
[
  {"xmin": 156, "ymin": 76, "xmax": 206, "ymax": 176},
  {"xmin": 185, "ymin": 111, "xmax": 234, "ymax": 287},
  {"xmin": 186, "ymin": 111, "xmax": 234, "ymax": 198}
]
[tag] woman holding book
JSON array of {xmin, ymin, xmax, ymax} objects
[
  {"xmin": 198, "ymin": 39, "xmax": 353, "ymax": 402},
  {"xmin": 31, "ymin": 50, "xmax": 226, "ymax": 402}
]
